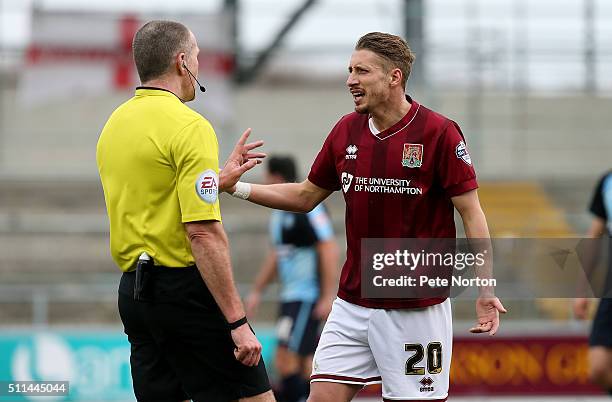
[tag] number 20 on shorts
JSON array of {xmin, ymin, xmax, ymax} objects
[{"xmin": 404, "ymin": 342, "xmax": 443, "ymax": 375}]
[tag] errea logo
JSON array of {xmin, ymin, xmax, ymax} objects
[
  {"xmin": 345, "ymin": 144, "xmax": 358, "ymax": 160},
  {"xmin": 419, "ymin": 377, "xmax": 434, "ymax": 392}
]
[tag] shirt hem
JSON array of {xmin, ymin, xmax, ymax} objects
[
  {"xmin": 445, "ymin": 178, "xmax": 478, "ymax": 197},
  {"xmin": 181, "ymin": 214, "xmax": 222, "ymax": 223},
  {"xmin": 337, "ymin": 289, "xmax": 446, "ymax": 309}
]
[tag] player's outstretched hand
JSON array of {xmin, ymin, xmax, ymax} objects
[
  {"xmin": 231, "ymin": 323, "xmax": 262, "ymax": 367},
  {"xmin": 219, "ymin": 128, "xmax": 266, "ymax": 193},
  {"xmin": 469, "ymin": 296, "xmax": 507, "ymax": 336}
]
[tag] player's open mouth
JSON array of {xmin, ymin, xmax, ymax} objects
[{"xmin": 351, "ymin": 90, "xmax": 365, "ymax": 103}]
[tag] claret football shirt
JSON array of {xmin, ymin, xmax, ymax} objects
[{"xmin": 308, "ymin": 96, "xmax": 478, "ymax": 309}]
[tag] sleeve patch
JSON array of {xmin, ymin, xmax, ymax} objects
[
  {"xmin": 195, "ymin": 169, "xmax": 218, "ymax": 204},
  {"xmin": 455, "ymin": 141, "xmax": 472, "ymax": 166}
]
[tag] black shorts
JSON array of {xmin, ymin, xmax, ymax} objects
[
  {"xmin": 276, "ymin": 301, "xmax": 320, "ymax": 356},
  {"xmin": 118, "ymin": 267, "xmax": 271, "ymax": 402},
  {"xmin": 590, "ymin": 297, "xmax": 612, "ymax": 347}
]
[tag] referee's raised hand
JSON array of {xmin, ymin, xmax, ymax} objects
[{"xmin": 231, "ymin": 323, "xmax": 263, "ymax": 367}]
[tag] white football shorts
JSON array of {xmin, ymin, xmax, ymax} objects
[{"xmin": 311, "ymin": 297, "xmax": 452, "ymax": 401}]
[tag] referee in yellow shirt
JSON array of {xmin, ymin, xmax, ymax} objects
[{"xmin": 97, "ymin": 20, "xmax": 275, "ymax": 402}]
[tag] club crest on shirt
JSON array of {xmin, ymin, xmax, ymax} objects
[
  {"xmin": 455, "ymin": 140, "xmax": 472, "ymax": 166},
  {"xmin": 195, "ymin": 169, "xmax": 218, "ymax": 204},
  {"xmin": 402, "ymin": 143, "xmax": 423, "ymax": 168},
  {"xmin": 341, "ymin": 172, "xmax": 354, "ymax": 193}
]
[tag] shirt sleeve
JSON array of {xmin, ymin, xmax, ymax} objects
[
  {"xmin": 307, "ymin": 204, "xmax": 334, "ymax": 241},
  {"xmin": 308, "ymin": 122, "xmax": 342, "ymax": 192},
  {"xmin": 437, "ymin": 121, "xmax": 478, "ymax": 197},
  {"xmin": 169, "ymin": 118, "xmax": 222, "ymax": 223},
  {"xmin": 589, "ymin": 174, "xmax": 608, "ymax": 221}
]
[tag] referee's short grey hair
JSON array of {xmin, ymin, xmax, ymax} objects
[{"xmin": 132, "ymin": 20, "xmax": 193, "ymax": 83}]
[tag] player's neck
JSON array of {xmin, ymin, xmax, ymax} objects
[{"xmin": 370, "ymin": 95, "xmax": 411, "ymax": 132}]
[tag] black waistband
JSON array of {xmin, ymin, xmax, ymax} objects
[
  {"xmin": 119, "ymin": 264, "xmax": 219, "ymax": 310},
  {"xmin": 126, "ymin": 264, "xmax": 197, "ymax": 273}
]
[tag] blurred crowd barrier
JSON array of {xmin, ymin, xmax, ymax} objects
[{"xmin": 0, "ymin": 328, "xmax": 604, "ymax": 400}]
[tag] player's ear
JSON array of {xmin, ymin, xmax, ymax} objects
[{"xmin": 390, "ymin": 68, "xmax": 403, "ymax": 87}]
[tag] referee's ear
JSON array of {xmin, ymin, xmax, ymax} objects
[{"xmin": 177, "ymin": 53, "xmax": 188, "ymax": 76}]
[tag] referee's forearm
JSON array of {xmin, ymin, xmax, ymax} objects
[{"xmin": 189, "ymin": 230, "xmax": 245, "ymax": 323}]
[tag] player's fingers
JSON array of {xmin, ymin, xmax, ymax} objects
[
  {"xmin": 244, "ymin": 152, "xmax": 267, "ymax": 160},
  {"xmin": 244, "ymin": 140, "xmax": 264, "ymax": 151},
  {"xmin": 237, "ymin": 159, "xmax": 259, "ymax": 175},
  {"xmin": 236, "ymin": 128, "xmax": 252, "ymax": 146},
  {"xmin": 494, "ymin": 298, "xmax": 508, "ymax": 314},
  {"xmin": 489, "ymin": 318, "xmax": 500, "ymax": 336},
  {"xmin": 469, "ymin": 325, "xmax": 486, "ymax": 333},
  {"xmin": 469, "ymin": 321, "xmax": 492, "ymax": 333}
]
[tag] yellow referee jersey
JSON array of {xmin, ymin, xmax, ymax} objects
[{"xmin": 97, "ymin": 87, "xmax": 222, "ymax": 271}]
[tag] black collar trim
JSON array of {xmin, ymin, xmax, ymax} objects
[{"xmin": 136, "ymin": 86, "xmax": 180, "ymax": 100}]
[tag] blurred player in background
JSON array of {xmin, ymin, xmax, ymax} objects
[
  {"xmin": 246, "ymin": 156, "xmax": 339, "ymax": 402},
  {"xmin": 97, "ymin": 20, "xmax": 274, "ymax": 402},
  {"xmin": 225, "ymin": 32, "xmax": 506, "ymax": 402},
  {"xmin": 574, "ymin": 170, "xmax": 612, "ymax": 396}
]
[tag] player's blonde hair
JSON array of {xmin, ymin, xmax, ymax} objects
[{"xmin": 355, "ymin": 32, "xmax": 415, "ymax": 89}]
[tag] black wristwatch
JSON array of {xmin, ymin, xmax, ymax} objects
[{"xmin": 228, "ymin": 316, "xmax": 248, "ymax": 330}]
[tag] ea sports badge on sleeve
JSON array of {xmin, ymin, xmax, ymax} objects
[
  {"xmin": 402, "ymin": 143, "xmax": 423, "ymax": 168},
  {"xmin": 196, "ymin": 169, "xmax": 218, "ymax": 204}
]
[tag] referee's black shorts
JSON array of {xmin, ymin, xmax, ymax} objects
[{"xmin": 118, "ymin": 267, "xmax": 271, "ymax": 402}]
